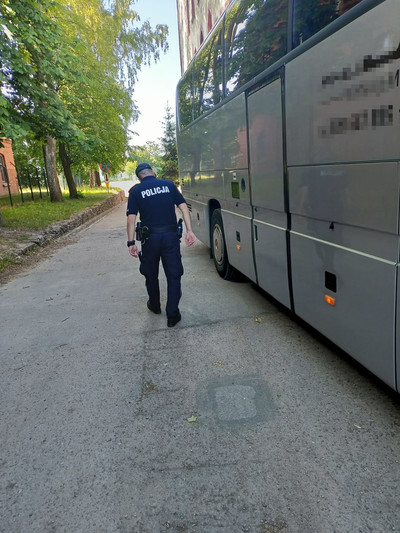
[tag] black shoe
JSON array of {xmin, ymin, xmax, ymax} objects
[
  {"xmin": 147, "ymin": 301, "xmax": 161, "ymax": 314},
  {"xmin": 167, "ymin": 312, "xmax": 181, "ymax": 327}
]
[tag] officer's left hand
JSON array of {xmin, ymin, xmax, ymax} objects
[{"xmin": 129, "ymin": 244, "xmax": 139, "ymax": 258}]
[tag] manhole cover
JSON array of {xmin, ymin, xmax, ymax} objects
[{"xmin": 215, "ymin": 384, "xmax": 257, "ymax": 421}]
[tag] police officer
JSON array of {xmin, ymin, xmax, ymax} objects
[{"xmin": 126, "ymin": 163, "xmax": 195, "ymax": 327}]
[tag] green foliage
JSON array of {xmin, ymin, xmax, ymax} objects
[
  {"xmin": 12, "ymin": 134, "xmax": 46, "ymax": 178},
  {"xmin": 0, "ymin": 0, "xmax": 85, "ymax": 142},
  {"xmin": 158, "ymin": 104, "xmax": 178, "ymax": 181},
  {"xmin": 108, "ymin": 0, "xmax": 169, "ymax": 94},
  {"xmin": 128, "ymin": 141, "xmax": 162, "ymax": 175},
  {"xmin": 0, "ymin": 0, "xmax": 169, "ymax": 177}
]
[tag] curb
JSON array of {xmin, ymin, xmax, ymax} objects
[{"xmin": 10, "ymin": 190, "xmax": 125, "ymax": 258}]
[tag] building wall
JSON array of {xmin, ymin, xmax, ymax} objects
[
  {"xmin": 0, "ymin": 139, "xmax": 19, "ymax": 197},
  {"xmin": 176, "ymin": 0, "xmax": 232, "ymax": 74}
]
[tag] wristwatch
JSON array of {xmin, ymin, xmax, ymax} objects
[{"xmin": 127, "ymin": 240, "xmax": 136, "ymax": 247}]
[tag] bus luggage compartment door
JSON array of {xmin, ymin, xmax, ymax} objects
[
  {"xmin": 290, "ymin": 229, "xmax": 397, "ymax": 390},
  {"xmin": 247, "ymin": 78, "xmax": 290, "ymax": 308}
]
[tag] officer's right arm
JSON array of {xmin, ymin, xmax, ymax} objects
[{"xmin": 178, "ymin": 202, "xmax": 195, "ymax": 246}]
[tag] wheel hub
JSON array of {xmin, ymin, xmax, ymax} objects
[{"xmin": 213, "ymin": 224, "xmax": 224, "ymax": 266}]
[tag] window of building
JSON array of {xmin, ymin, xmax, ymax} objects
[
  {"xmin": 225, "ymin": 0, "xmax": 288, "ymax": 96},
  {"xmin": 0, "ymin": 155, "xmax": 7, "ymax": 184},
  {"xmin": 292, "ymin": 0, "xmax": 363, "ymax": 48},
  {"xmin": 208, "ymin": 10, "xmax": 213, "ymax": 33},
  {"xmin": 186, "ymin": 0, "xmax": 190, "ymax": 33}
]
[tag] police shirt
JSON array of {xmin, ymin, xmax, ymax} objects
[{"xmin": 126, "ymin": 176, "xmax": 186, "ymax": 228}]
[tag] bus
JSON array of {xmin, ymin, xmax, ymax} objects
[{"xmin": 176, "ymin": 0, "xmax": 400, "ymax": 392}]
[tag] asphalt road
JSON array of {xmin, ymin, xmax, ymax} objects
[{"xmin": 1, "ymin": 204, "xmax": 400, "ymax": 533}]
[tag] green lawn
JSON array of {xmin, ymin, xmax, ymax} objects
[{"xmin": 0, "ymin": 188, "xmax": 114, "ymax": 230}]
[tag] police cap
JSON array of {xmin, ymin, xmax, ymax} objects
[{"xmin": 135, "ymin": 162, "xmax": 152, "ymax": 177}]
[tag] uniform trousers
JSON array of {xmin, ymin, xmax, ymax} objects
[{"xmin": 139, "ymin": 232, "xmax": 184, "ymax": 318}]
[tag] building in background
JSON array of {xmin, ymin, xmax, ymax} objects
[
  {"xmin": 0, "ymin": 139, "xmax": 19, "ymax": 197},
  {"xmin": 176, "ymin": 0, "xmax": 232, "ymax": 73}
]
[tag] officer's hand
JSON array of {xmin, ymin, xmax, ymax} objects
[
  {"xmin": 185, "ymin": 231, "xmax": 195, "ymax": 247},
  {"xmin": 129, "ymin": 244, "xmax": 139, "ymax": 257}
]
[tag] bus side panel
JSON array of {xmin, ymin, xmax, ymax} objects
[
  {"xmin": 221, "ymin": 208, "xmax": 257, "ymax": 283},
  {"xmin": 252, "ymin": 209, "xmax": 290, "ymax": 308},
  {"xmin": 177, "ymin": 128, "xmax": 195, "ymax": 178},
  {"xmin": 286, "ymin": 0, "xmax": 400, "ymax": 166},
  {"xmin": 180, "ymin": 92, "xmax": 253, "ymax": 279},
  {"xmin": 289, "ymin": 163, "xmax": 399, "ymax": 235},
  {"xmin": 290, "ymin": 233, "xmax": 397, "ymax": 390},
  {"xmin": 397, "ymin": 266, "xmax": 400, "ymax": 392},
  {"xmin": 285, "ymin": 0, "xmax": 400, "ymax": 389},
  {"xmin": 187, "ymin": 198, "xmax": 210, "ymax": 247},
  {"xmin": 290, "ymin": 214, "xmax": 398, "ymax": 266},
  {"xmin": 192, "ymin": 170, "xmax": 225, "ymax": 199}
]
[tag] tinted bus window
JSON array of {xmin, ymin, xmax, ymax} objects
[
  {"xmin": 178, "ymin": 65, "xmax": 194, "ymax": 130},
  {"xmin": 225, "ymin": 0, "xmax": 288, "ymax": 96},
  {"xmin": 193, "ymin": 23, "xmax": 224, "ymax": 119},
  {"xmin": 292, "ymin": 0, "xmax": 363, "ymax": 48}
]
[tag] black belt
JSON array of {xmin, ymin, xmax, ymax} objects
[{"xmin": 149, "ymin": 225, "xmax": 177, "ymax": 234}]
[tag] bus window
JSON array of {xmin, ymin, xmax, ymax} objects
[
  {"xmin": 177, "ymin": 65, "xmax": 194, "ymax": 130},
  {"xmin": 193, "ymin": 23, "xmax": 224, "ymax": 119},
  {"xmin": 225, "ymin": 0, "xmax": 288, "ymax": 96},
  {"xmin": 292, "ymin": 0, "xmax": 363, "ymax": 48}
]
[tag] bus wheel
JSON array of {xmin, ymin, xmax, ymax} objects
[{"xmin": 211, "ymin": 209, "xmax": 234, "ymax": 280}]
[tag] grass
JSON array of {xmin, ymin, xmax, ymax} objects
[
  {"xmin": 0, "ymin": 187, "xmax": 113, "ymax": 230},
  {"xmin": 0, "ymin": 254, "xmax": 18, "ymax": 271}
]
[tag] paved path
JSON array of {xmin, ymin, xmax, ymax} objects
[{"xmin": 1, "ymin": 204, "xmax": 399, "ymax": 532}]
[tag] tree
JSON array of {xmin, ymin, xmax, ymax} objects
[
  {"xmin": 0, "ymin": 0, "xmax": 169, "ymax": 199},
  {"xmin": 158, "ymin": 104, "xmax": 178, "ymax": 181},
  {"xmin": 0, "ymin": 0, "xmax": 86, "ymax": 201},
  {"xmin": 59, "ymin": 142, "xmax": 78, "ymax": 198},
  {"xmin": 54, "ymin": 0, "xmax": 169, "ymax": 182},
  {"xmin": 43, "ymin": 137, "xmax": 63, "ymax": 201},
  {"xmin": 129, "ymin": 141, "xmax": 162, "ymax": 175}
]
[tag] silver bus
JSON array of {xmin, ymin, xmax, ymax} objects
[{"xmin": 176, "ymin": 0, "xmax": 400, "ymax": 392}]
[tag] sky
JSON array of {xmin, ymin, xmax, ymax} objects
[{"xmin": 130, "ymin": 0, "xmax": 182, "ymax": 147}]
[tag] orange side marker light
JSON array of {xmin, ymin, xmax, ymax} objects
[
  {"xmin": 236, "ymin": 245, "xmax": 241, "ymax": 251},
  {"xmin": 325, "ymin": 294, "xmax": 336, "ymax": 306}
]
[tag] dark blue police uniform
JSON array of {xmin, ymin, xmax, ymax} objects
[{"xmin": 126, "ymin": 176, "xmax": 186, "ymax": 318}]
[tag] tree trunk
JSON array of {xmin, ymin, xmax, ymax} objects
[
  {"xmin": 89, "ymin": 169, "xmax": 96, "ymax": 188},
  {"xmin": 43, "ymin": 137, "xmax": 63, "ymax": 202},
  {"xmin": 59, "ymin": 142, "xmax": 78, "ymax": 199},
  {"xmin": 95, "ymin": 170, "xmax": 101, "ymax": 187}
]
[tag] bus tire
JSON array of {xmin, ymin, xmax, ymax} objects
[{"xmin": 211, "ymin": 209, "xmax": 235, "ymax": 280}]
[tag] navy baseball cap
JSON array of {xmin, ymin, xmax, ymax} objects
[{"xmin": 135, "ymin": 162, "xmax": 152, "ymax": 177}]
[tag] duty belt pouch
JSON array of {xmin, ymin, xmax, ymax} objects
[{"xmin": 177, "ymin": 218, "xmax": 183, "ymax": 239}]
